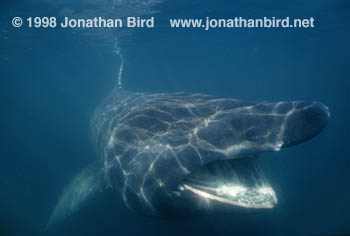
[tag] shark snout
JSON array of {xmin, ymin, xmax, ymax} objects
[{"xmin": 282, "ymin": 101, "xmax": 330, "ymax": 147}]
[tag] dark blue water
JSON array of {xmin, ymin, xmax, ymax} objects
[{"xmin": 1, "ymin": 0, "xmax": 349, "ymax": 235}]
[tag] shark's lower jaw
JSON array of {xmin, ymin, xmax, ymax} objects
[{"xmin": 178, "ymin": 158, "xmax": 278, "ymax": 209}]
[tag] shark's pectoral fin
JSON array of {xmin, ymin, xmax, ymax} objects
[{"xmin": 46, "ymin": 161, "xmax": 106, "ymax": 229}]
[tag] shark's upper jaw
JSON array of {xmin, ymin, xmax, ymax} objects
[
  {"xmin": 178, "ymin": 158, "xmax": 277, "ymax": 210},
  {"xmin": 281, "ymin": 101, "xmax": 330, "ymax": 147}
]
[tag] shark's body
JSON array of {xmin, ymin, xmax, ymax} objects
[{"xmin": 48, "ymin": 88, "xmax": 329, "ymax": 226}]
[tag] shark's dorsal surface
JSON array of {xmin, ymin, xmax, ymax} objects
[{"xmin": 48, "ymin": 88, "xmax": 329, "ymax": 226}]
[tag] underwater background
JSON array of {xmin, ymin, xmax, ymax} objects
[{"xmin": 1, "ymin": 0, "xmax": 349, "ymax": 235}]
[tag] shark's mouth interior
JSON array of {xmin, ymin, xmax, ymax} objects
[{"xmin": 180, "ymin": 157, "xmax": 278, "ymax": 209}]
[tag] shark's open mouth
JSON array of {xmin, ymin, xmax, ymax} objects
[{"xmin": 179, "ymin": 158, "xmax": 278, "ymax": 209}]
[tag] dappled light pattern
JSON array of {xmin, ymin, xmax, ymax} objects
[{"xmin": 90, "ymin": 88, "xmax": 329, "ymax": 216}]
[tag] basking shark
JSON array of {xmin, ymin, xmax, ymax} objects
[{"xmin": 48, "ymin": 88, "xmax": 329, "ymax": 226}]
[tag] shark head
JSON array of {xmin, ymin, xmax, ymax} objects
[
  {"xmin": 96, "ymin": 91, "xmax": 330, "ymax": 217},
  {"xmin": 161, "ymin": 100, "xmax": 330, "ymax": 216}
]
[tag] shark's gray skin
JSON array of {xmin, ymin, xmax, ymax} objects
[{"xmin": 48, "ymin": 88, "xmax": 329, "ymax": 226}]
